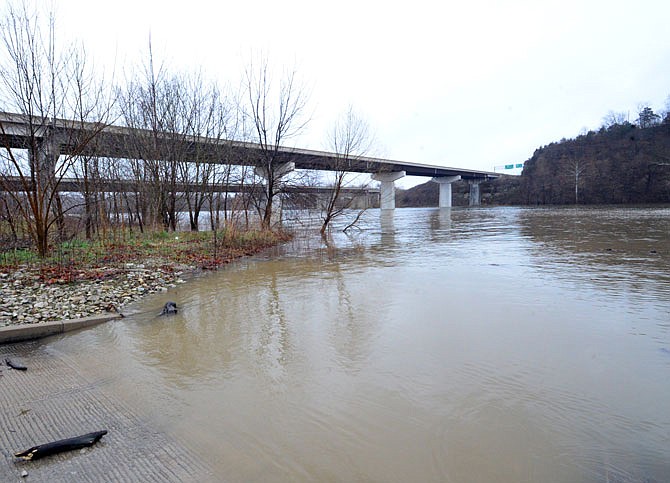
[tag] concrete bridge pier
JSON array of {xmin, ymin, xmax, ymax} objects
[
  {"xmin": 431, "ymin": 175, "xmax": 461, "ymax": 208},
  {"xmin": 254, "ymin": 162, "xmax": 296, "ymax": 182},
  {"xmin": 33, "ymin": 133, "xmax": 61, "ymax": 189},
  {"xmin": 469, "ymin": 180, "xmax": 481, "ymax": 206},
  {"xmin": 254, "ymin": 162, "xmax": 295, "ymax": 223},
  {"xmin": 372, "ymin": 171, "xmax": 406, "ymax": 210}
]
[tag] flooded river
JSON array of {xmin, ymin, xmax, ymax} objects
[{"xmin": 44, "ymin": 207, "xmax": 670, "ymax": 482}]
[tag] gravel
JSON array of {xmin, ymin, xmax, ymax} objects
[{"xmin": 0, "ymin": 262, "xmax": 194, "ymax": 327}]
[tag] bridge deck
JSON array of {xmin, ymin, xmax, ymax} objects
[
  {"xmin": 0, "ymin": 111, "xmax": 498, "ymax": 180},
  {"xmin": 0, "ymin": 176, "xmax": 379, "ymax": 195}
]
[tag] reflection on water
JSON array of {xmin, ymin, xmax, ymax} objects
[{"xmin": 46, "ymin": 207, "xmax": 670, "ymax": 482}]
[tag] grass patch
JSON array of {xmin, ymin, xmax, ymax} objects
[
  {"xmin": 0, "ymin": 227, "xmax": 291, "ymax": 283},
  {"xmin": 0, "ymin": 248, "xmax": 39, "ymax": 265}
]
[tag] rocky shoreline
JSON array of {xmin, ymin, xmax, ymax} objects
[{"xmin": 0, "ymin": 261, "xmax": 196, "ymax": 327}]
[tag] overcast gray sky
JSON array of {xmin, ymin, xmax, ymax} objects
[{"xmin": 56, "ymin": 0, "xmax": 670, "ymax": 187}]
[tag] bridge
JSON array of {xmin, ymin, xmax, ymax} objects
[
  {"xmin": 0, "ymin": 111, "xmax": 498, "ymax": 209},
  {"xmin": 0, "ymin": 176, "xmax": 378, "ymax": 196}
]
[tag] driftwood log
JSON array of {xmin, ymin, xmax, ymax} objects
[
  {"xmin": 5, "ymin": 358, "xmax": 27, "ymax": 371},
  {"xmin": 14, "ymin": 430, "xmax": 108, "ymax": 461}
]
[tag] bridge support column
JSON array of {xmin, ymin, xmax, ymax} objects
[
  {"xmin": 34, "ymin": 133, "xmax": 66, "ymax": 236},
  {"xmin": 254, "ymin": 162, "xmax": 295, "ymax": 181},
  {"xmin": 371, "ymin": 171, "xmax": 406, "ymax": 210},
  {"xmin": 254, "ymin": 162, "xmax": 295, "ymax": 224},
  {"xmin": 468, "ymin": 180, "xmax": 481, "ymax": 206},
  {"xmin": 431, "ymin": 175, "xmax": 461, "ymax": 208}
]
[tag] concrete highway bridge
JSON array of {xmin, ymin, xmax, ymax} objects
[
  {"xmin": 0, "ymin": 112, "xmax": 498, "ymax": 209},
  {"xmin": 0, "ymin": 176, "xmax": 378, "ymax": 196}
]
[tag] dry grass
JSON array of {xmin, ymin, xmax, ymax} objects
[{"xmin": 0, "ymin": 227, "xmax": 291, "ymax": 283}]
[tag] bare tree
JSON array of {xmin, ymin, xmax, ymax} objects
[
  {"xmin": 320, "ymin": 106, "xmax": 374, "ymax": 236},
  {"xmin": 207, "ymin": 93, "xmax": 248, "ymax": 231},
  {"xmin": 601, "ymin": 110, "xmax": 629, "ymax": 128},
  {"xmin": 561, "ymin": 155, "xmax": 587, "ymax": 205},
  {"xmin": 569, "ymin": 158, "xmax": 586, "ymax": 204},
  {"xmin": 243, "ymin": 56, "xmax": 309, "ymax": 228},
  {"xmin": 69, "ymin": 47, "xmax": 115, "ymax": 240},
  {"xmin": 116, "ymin": 43, "xmax": 188, "ymax": 231},
  {"xmin": 0, "ymin": 2, "xmax": 110, "ymax": 257},
  {"xmin": 179, "ymin": 74, "xmax": 234, "ymax": 231}
]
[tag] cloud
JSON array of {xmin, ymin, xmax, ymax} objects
[{"xmin": 52, "ymin": 0, "xmax": 670, "ymax": 176}]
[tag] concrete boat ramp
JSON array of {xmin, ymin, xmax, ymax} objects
[{"xmin": 0, "ymin": 336, "xmax": 213, "ymax": 482}]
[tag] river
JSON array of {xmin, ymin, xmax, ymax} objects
[{"xmin": 42, "ymin": 206, "xmax": 670, "ymax": 482}]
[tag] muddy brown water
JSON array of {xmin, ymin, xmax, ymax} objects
[{"xmin": 40, "ymin": 207, "xmax": 670, "ymax": 482}]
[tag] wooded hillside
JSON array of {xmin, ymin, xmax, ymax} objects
[
  {"xmin": 398, "ymin": 119, "xmax": 670, "ymax": 206},
  {"xmin": 521, "ymin": 121, "xmax": 670, "ymax": 204}
]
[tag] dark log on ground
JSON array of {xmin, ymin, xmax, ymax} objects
[
  {"xmin": 14, "ymin": 430, "xmax": 108, "ymax": 461},
  {"xmin": 5, "ymin": 358, "xmax": 27, "ymax": 371}
]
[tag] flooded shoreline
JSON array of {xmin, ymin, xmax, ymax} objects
[{"xmin": 41, "ymin": 206, "xmax": 670, "ymax": 482}]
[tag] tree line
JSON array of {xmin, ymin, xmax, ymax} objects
[
  {"xmin": 0, "ymin": 2, "xmax": 373, "ymax": 258},
  {"xmin": 398, "ymin": 102, "xmax": 670, "ymax": 207},
  {"xmin": 521, "ymin": 102, "xmax": 670, "ymax": 205}
]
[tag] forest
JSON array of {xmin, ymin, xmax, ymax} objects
[{"xmin": 398, "ymin": 107, "xmax": 670, "ymax": 207}]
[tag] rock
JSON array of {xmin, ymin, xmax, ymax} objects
[
  {"xmin": 21, "ymin": 470, "xmax": 28, "ymax": 477},
  {"xmin": 0, "ymin": 259, "xmax": 196, "ymax": 328}
]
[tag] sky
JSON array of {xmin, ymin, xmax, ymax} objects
[{"xmin": 48, "ymin": 0, "xmax": 670, "ymax": 187}]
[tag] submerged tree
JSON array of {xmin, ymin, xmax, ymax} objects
[{"xmin": 320, "ymin": 106, "xmax": 374, "ymax": 236}]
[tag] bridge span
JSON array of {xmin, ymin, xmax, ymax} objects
[
  {"xmin": 0, "ymin": 176, "xmax": 378, "ymax": 197},
  {"xmin": 0, "ymin": 111, "xmax": 498, "ymax": 209}
]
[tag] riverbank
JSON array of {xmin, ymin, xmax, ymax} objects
[
  {"xmin": 0, "ymin": 228, "xmax": 290, "ymax": 329},
  {"xmin": 0, "ymin": 260, "xmax": 192, "ymax": 327}
]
